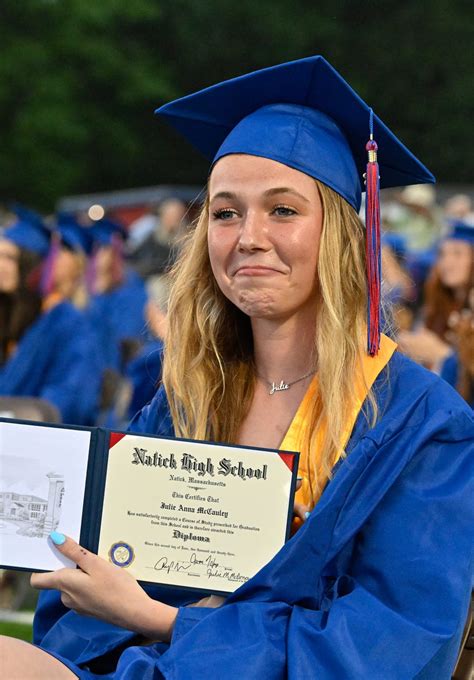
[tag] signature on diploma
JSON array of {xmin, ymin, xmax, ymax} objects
[
  {"xmin": 153, "ymin": 553, "xmax": 248, "ymax": 583},
  {"xmin": 154, "ymin": 552, "xmax": 220, "ymax": 574}
]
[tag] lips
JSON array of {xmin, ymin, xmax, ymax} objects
[{"xmin": 233, "ymin": 265, "xmax": 281, "ymax": 276}]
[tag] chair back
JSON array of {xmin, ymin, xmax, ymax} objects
[{"xmin": 0, "ymin": 397, "xmax": 61, "ymax": 423}]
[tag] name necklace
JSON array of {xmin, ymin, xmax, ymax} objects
[{"xmin": 257, "ymin": 369, "xmax": 317, "ymax": 395}]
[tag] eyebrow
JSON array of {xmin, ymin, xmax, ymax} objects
[{"xmin": 209, "ymin": 187, "xmax": 310, "ymax": 203}]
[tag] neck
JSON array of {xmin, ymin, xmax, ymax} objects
[{"xmin": 251, "ymin": 306, "xmax": 318, "ymax": 382}]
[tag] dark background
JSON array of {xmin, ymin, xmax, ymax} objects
[{"xmin": 1, "ymin": 0, "xmax": 472, "ymax": 210}]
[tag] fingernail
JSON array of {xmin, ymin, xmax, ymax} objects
[
  {"xmin": 297, "ymin": 476, "xmax": 303, "ymax": 481},
  {"xmin": 304, "ymin": 511, "xmax": 311, "ymax": 520},
  {"xmin": 50, "ymin": 531, "xmax": 66, "ymax": 545}
]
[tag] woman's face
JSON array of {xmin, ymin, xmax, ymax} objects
[
  {"xmin": 0, "ymin": 239, "xmax": 20, "ymax": 293},
  {"xmin": 208, "ymin": 154, "xmax": 323, "ymax": 322},
  {"xmin": 437, "ymin": 239, "xmax": 473, "ymax": 289},
  {"xmin": 53, "ymin": 247, "xmax": 82, "ymax": 288}
]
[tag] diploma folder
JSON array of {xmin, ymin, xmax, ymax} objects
[{"xmin": 0, "ymin": 418, "xmax": 298, "ymax": 595}]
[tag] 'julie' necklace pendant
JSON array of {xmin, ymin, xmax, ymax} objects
[
  {"xmin": 269, "ymin": 380, "xmax": 289, "ymax": 395},
  {"xmin": 260, "ymin": 369, "xmax": 317, "ymax": 395}
]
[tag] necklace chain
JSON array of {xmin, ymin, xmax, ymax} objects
[{"xmin": 257, "ymin": 369, "xmax": 316, "ymax": 395}]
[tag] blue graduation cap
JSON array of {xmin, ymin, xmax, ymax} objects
[
  {"xmin": 3, "ymin": 205, "xmax": 51, "ymax": 257},
  {"xmin": 155, "ymin": 55, "xmax": 434, "ymax": 213},
  {"xmin": 446, "ymin": 220, "xmax": 474, "ymax": 245},
  {"xmin": 155, "ymin": 56, "xmax": 435, "ymax": 356},
  {"xmin": 89, "ymin": 217, "xmax": 128, "ymax": 247},
  {"xmin": 55, "ymin": 213, "xmax": 94, "ymax": 255}
]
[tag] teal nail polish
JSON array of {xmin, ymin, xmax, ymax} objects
[
  {"xmin": 304, "ymin": 511, "xmax": 311, "ymax": 520},
  {"xmin": 50, "ymin": 531, "xmax": 66, "ymax": 545}
]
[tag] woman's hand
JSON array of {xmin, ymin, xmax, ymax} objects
[
  {"xmin": 31, "ymin": 534, "xmax": 177, "ymax": 642},
  {"xmin": 293, "ymin": 477, "xmax": 310, "ymax": 522}
]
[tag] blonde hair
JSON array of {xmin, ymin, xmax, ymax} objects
[{"xmin": 163, "ymin": 180, "xmax": 377, "ymax": 505}]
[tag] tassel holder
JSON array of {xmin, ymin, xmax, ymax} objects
[{"xmin": 364, "ymin": 109, "xmax": 381, "ymax": 356}]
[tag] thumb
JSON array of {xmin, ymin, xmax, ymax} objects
[{"xmin": 49, "ymin": 532, "xmax": 95, "ymax": 574}]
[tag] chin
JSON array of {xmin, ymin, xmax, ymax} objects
[{"xmin": 440, "ymin": 277, "xmax": 465, "ymax": 289}]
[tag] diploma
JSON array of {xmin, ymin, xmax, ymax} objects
[
  {"xmin": 98, "ymin": 433, "xmax": 298, "ymax": 593},
  {"xmin": 0, "ymin": 419, "xmax": 298, "ymax": 594}
]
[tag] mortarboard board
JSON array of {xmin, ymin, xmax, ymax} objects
[
  {"xmin": 3, "ymin": 205, "xmax": 51, "ymax": 257},
  {"xmin": 155, "ymin": 55, "xmax": 435, "ymax": 355}
]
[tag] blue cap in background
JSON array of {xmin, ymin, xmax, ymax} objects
[
  {"xmin": 445, "ymin": 220, "xmax": 474, "ymax": 245},
  {"xmin": 55, "ymin": 213, "xmax": 94, "ymax": 255},
  {"xmin": 88, "ymin": 217, "xmax": 128, "ymax": 247},
  {"xmin": 3, "ymin": 205, "xmax": 51, "ymax": 257}
]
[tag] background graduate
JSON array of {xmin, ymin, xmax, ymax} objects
[
  {"xmin": 398, "ymin": 219, "xmax": 474, "ymax": 406},
  {"xmin": 0, "ymin": 208, "xmax": 101, "ymax": 425},
  {"xmin": 86, "ymin": 217, "xmax": 149, "ymax": 375},
  {"xmin": 2, "ymin": 56, "xmax": 473, "ymax": 679}
]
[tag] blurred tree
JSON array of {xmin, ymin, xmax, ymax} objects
[{"xmin": 0, "ymin": 0, "xmax": 472, "ymax": 209}]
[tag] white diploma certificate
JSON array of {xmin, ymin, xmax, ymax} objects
[
  {"xmin": 98, "ymin": 433, "xmax": 298, "ymax": 594},
  {"xmin": 0, "ymin": 419, "xmax": 298, "ymax": 595}
]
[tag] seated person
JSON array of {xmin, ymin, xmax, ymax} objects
[
  {"xmin": 0, "ymin": 208, "xmax": 101, "ymax": 425},
  {"xmin": 86, "ymin": 217, "xmax": 148, "ymax": 373},
  {"xmin": 398, "ymin": 220, "xmax": 474, "ymax": 407},
  {"xmin": 1, "ymin": 57, "xmax": 472, "ymax": 680}
]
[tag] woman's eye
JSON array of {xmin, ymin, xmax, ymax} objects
[
  {"xmin": 273, "ymin": 205, "xmax": 296, "ymax": 217},
  {"xmin": 212, "ymin": 208, "xmax": 238, "ymax": 220}
]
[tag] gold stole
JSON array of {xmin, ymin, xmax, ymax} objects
[
  {"xmin": 281, "ymin": 334, "xmax": 397, "ymax": 521},
  {"xmin": 42, "ymin": 292, "xmax": 64, "ymax": 312}
]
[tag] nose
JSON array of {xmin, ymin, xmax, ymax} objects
[{"xmin": 237, "ymin": 210, "xmax": 270, "ymax": 252}]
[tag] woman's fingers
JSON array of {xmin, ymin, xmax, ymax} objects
[
  {"xmin": 293, "ymin": 501, "xmax": 310, "ymax": 521},
  {"xmin": 47, "ymin": 533, "xmax": 97, "ymax": 573},
  {"xmin": 30, "ymin": 533, "xmax": 98, "ymax": 591}
]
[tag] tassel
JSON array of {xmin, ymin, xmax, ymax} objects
[
  {"xmin": 365, "ymin": 109, "xmax": 381, "ymax": 356},
  {"xmin": 85, "ymin": 247, "xmax": 97, "ymax": 294},
  {"xmin": 40, "ymin": 233, "xmax": 60, "ymax": 297},
  {"xmin": 111, "ymin": 233, "xmax": 124, "ymax": 288}
]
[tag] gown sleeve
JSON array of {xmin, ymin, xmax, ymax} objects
[{"xmin": 155, "ymin": 406, "xmax": 474, "ymax": 680}]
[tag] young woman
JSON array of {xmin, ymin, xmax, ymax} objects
[
  {"xmin": 1, "ymin": 56, "xmax": 472, "ymax": 679},
  {"xmin": 398, "ymin": 220, "xmax": 474, "ymax": 404},
  {"xmin": 0, "ymin": 213, "xmax": 101, "ymax": 425},
  {"xmin": 86, "ymin": 217, "xmax": 149, "ymax": 374}
]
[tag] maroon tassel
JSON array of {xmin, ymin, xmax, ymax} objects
[
  {"xmin": 365, "ymin": 109, "xmax": 381, "ymax": 356},
  {"xmin": 40, "ymin": 233, "xmax": 60, "ymax": 297}
]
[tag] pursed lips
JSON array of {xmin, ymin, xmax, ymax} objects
[{"xmin": 233, "ymin": 264, "xmax": 284, "ymax": 276}]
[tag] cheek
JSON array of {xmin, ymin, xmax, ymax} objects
[
  {"xmin": 283, "ymin": 229, "xmax": 320, "ymax": 283},
  {"xmin": 0, "ymin": 266, "xmax": 19, "ymax": 292},
  {"xmin": 207, "ymin": 228, "xmax": 234, "ymax": 285}
]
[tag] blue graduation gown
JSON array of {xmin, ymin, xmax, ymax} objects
[
  {"xmin": 0, "ymin": 301, "xmax": 101, "ymax": 425},
  {"xmin": 125, "ymin": 340, "xmax": 164, "ymax": 419},
  {"xmin": 441, "ymin": 352, "xmax": 474, "ymax": 409},
  {"xmin": 86, "ymin": 270, "xmax": 148, "ymax": 372},
  {"xmin": 33, "ymin": 352, "xmax": 474, "ymax": 679}
]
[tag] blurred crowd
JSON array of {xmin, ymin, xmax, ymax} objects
[
  {"xmin": 0, "ymin": 185, "xmax": 472, "ymax": 434},
  {"xmin": 0, "ymin": 198, "xmax": 190, "ymax": 431}
]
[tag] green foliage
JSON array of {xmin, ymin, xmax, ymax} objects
[
  {"xmin": 0, "ymin": 620, "xmax": 33, "ymax": 642},
  {"xmin": 0, "ymin": 0, "xmax": 472, "ymax": 209}
]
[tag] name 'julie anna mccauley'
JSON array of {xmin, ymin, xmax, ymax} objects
[{"xmin": 131, "ymin": 448, "xmax": 268, "ymax": 480}]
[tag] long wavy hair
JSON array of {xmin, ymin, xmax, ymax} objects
[
  {"xmin": 424, "ymin": 252, "xmax": 474, "ymax": 341},
  {"xmin": 162, "ymin": 180, "xmax": 376, "ymax": 505},
  {"xmin": 0, "ymin": 247, "xmax": 42, "ymax": 365}
]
